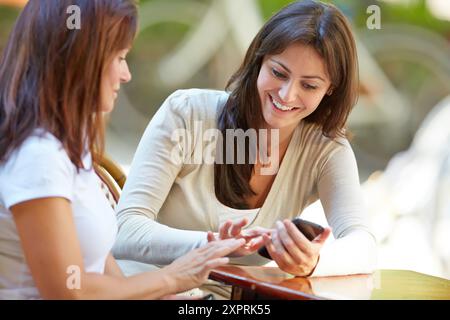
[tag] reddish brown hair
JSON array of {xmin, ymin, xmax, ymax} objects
[{"xmin": 0, "ymin": 0, "xmax": 138, "ymax": 169}]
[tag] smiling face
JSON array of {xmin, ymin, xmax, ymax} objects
[
  {"xmin": 257, "ymin": 43, "xmax": 332, "ymax": 132},
  {"xmin": 100, "ymin": 48, "xmax": 132, "ymax": 113}
]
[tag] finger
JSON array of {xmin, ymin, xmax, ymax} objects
[
  {"xmin": 234, "ymin": 217, "xmax": 249, "ymax": 234},
  {"xmin": 204, "ymin": 238, "xmax": 246, "ymax": 258},
  {"xmin": 272, "ymin": 229, "xmax": 296, "ymax": 267},
  {"xmin": 241, "ymin": 227, "xmax": 273, "ymax": 238},
  {"xmin": 230, "ymin": 218, "xmax": 248, "ymax": 237},
  {"xmin": 276, "ymin": 221, "xmax": 306, "ymax": 264},
  {"xmin": 202, "ymin": 257, "xmax": 230, "ymax": 277},
  {"xmin": 283, "ymin": 219, "xmax": 312, "ymax": 253},
  {"xmin": 312, "ymin": 227, "xmax": 332, "ymax": 245},
  {"xmin": 246, "ymin": 236, "xmax": 265, "ymax": 251},
  {"xmin": 205, "ymin": 257, "xmax": 230, "ymax": 269},
  {"xmin": 263, "ymin": 231, "xmax": 288, "ymax": 268},
  {"xmin": 263, "ymin": 233, "xmax": 290, "ymax": 270},
  {"xmin": 207, "ymin": 231, "xmax": 217, "ymax": 243},
  {"xmin": 262, "ymin": 233, "xmax": 278, "ymax": 260},
  {"xmin": 203, "ymin": 237, "xmax": 239, "ymax": 251},
  {"xmin": 262, "ymin": 233, "xmax": 271, "ymax": 243},
  {"xmin": 219, "ymin": 220, "xmax": 232, "ymax": 239}
]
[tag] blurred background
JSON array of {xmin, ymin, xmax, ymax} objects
[{"xmin": 1, "ymin": 0, "xmax": 449, "ymax": 280}]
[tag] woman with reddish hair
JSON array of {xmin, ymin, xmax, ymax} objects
[{"xmin": 0, "ymin": 0, "xmax": 247, "ymax": 299}]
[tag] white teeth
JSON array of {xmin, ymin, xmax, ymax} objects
[{"xmin": 271, "ymin": 96, "xmax": 295, "ymax": 111}]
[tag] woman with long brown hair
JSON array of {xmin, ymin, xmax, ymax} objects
[
  {"xmin": 114, "ymin": 0, "xmax": 377, "ymax": 285},
  {"xmin": 0, "ymin": 0, "xmax": 247, "ymax": 299}
]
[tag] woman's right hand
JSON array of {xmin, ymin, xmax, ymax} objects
[
  {"xmin": 207, "ymin": 218, "xmax": 273, "ymax": 257},
  {"xmin": 160, "ymin": 238, "xmax": 246, "ymax": 294}
]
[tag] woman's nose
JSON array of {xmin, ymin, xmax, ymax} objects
[
  {"xmin": 278, "ymin": 81, "xmax": 298, "ymax": 104},
  {"xmin": 121, "ymin": 62, "xmax": 132, "ymax": 83}
]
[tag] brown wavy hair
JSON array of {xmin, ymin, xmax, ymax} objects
[
  {"xmin": 0, "ymin": 0, "xmax": 138, "ymax": 169},
  {"xmin": 215, "ymin": 0, "xmax": 359, "ymax": 209}
]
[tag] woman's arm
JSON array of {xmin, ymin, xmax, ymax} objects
[
  {"xmin": 114, "ymin": 90, "xmax": 274, "ymax": 264},
  {"xmin": 114, "ymin": 91, "xmax": 209, "ymax": 265},
  {"xmin": 261, "ymin": 143, "xmax": 377, "ymax": 277},
  {"xmin": 105, "ymin": 254, "xmax": 125, "ymax": 278},
  {"xmin": 311, "ymin": 142, "xmax": 378, "ymax": 276},
  {"xmin": 11, "ymin": 197, "xmax": 245, "ymax": 299}
]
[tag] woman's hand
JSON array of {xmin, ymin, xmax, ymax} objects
[
  {"xmin": 206, "ymin": 218, "xmax": 272, "ymax": 257},
  {"xmin": 262, "ymin": 220, "xmax": 331, "ymax": 276},
  {"xmin": 161, "ymin": 238, "xmax": 246, "ymax": 294}
]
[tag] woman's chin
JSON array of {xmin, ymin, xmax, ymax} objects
[
  {"xmin": 100, "ymin": 101, "xmax": 115, "ymax": 113},
  {"xmin": 262, "ymin": 114, "xmax": 288, "ymax": 130}
]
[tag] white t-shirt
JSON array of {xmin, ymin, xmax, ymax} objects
[{"xmin": 0, "ymin": 130, "xmax": 117, "ymax": 299}]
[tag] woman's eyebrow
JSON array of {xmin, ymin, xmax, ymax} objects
[{"xmin": 270, "ymin": 58, "xmax": 326, "ymax": 82}]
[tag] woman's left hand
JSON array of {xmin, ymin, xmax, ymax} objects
[{"xmin": 262, "ymin": 219, "xmax": 331, "ymax": 276}]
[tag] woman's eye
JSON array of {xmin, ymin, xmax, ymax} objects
[
  {"xmin": 302, "ymin": 83, "xmax": 317, "ymax": 90},
  {"xmin": 271, "ymin": 68, "xmax": 287, "ymax": 79}
]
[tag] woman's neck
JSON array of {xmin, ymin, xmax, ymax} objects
[
  {"xmin": 255, "ymin": 122, "xmax": 298, "ymax": 171},
  {"xmin": 262, "ymin": 123, "xmax": 297, "ymax": 153}
]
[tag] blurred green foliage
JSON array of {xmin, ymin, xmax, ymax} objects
[
  {"xmin": 1, "ymin": 0, "xmax": 449, "ymax": 50},
  {"xmin": 1, "ymin": 0, "xmax": 449, "ymax": 173},
  {"xmin": 1, "ymin": 0, "xmax": 449, "ymax": 115},
  {"xmin": 0, "ymin": 5, "xmax": 20, "ymax": 51},
  {"xmin": 258, "ymin": 0, "xmax": 450, "ymax": 35}
]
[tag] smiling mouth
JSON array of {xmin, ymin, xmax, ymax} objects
[{"xmin": 269, "ymin": 94, "xmax": 304, "ymax": 112}]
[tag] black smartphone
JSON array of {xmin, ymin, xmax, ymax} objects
[{"xmin": 258, "ymin": 218, "xmax": 325, "ymax": 260}]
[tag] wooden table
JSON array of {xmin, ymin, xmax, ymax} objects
[{"xmin": 209, "ymin": 266, "xmax": 450, "ymax": 300}]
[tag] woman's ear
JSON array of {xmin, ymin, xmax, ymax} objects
[{"xmin": 327, "ymin": 87, "xmax": 333, "ymax": 96}]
